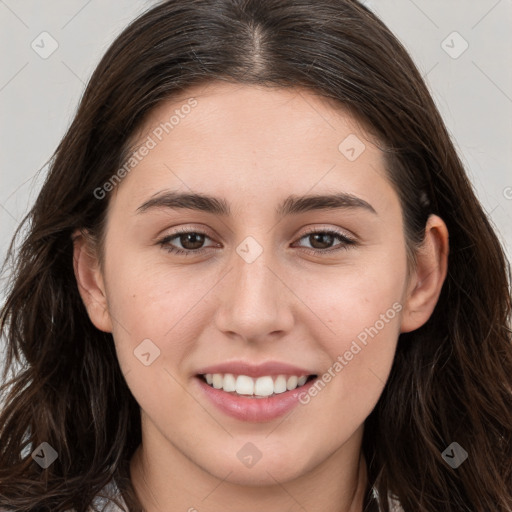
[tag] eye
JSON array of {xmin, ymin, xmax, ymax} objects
[
  {"xmin": 293, "ymin": 228, "xmax": 357, "ymax": 254},
  {"xmin": 158, "ymin": 229, "xmax": 218, "ymax": 256}
]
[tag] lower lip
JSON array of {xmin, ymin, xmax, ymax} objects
[{"xmin": 196, "ymin": 376, "xmax": 318, "ymax": 423}]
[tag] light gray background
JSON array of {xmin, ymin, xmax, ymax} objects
[{"xmin": 1, "ymin": 0, "xmax": 511, "ymax": 311}]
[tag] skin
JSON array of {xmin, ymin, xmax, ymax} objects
[{"xmin": 73, "ymin": 81, "xmax": 449, "ymax": 512}]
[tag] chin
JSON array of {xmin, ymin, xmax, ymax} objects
[{"xmin": 200, "ymin": 449, "xmax": 312, "ymax": 487}]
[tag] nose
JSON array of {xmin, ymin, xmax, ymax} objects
[{"xmin": 213, "ymin": 242, "xmax": 295, "ymax": 344}]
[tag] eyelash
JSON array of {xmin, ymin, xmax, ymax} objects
[{"xmin": 158, "ymin": 227, "xmax": 357, "ymax": 257}]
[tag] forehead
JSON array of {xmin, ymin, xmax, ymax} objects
[
  {"xmin": 134, "ymin": 81, "xmax": 372, "ymax": 148},
  {"xmin": 110, "ymin": 81, "xmax": 395, "ymax": 217}
]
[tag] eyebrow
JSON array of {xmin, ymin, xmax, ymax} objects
[{"xmin": 136, "ymin": 191, "xmax": 377, "ymax": 216}]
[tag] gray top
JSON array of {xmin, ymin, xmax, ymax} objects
[
  {"xmin": 84, "ymin": 480, "xmax": 404, "ymax": 512},
  {"xmin": 1, "ymin": 481, "xmax": 403, "ymax": 511},
  {"xmin": 85, "ymin": 480, "xmax": 127, "ymax": 511}
]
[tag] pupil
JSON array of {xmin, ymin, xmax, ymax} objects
[
  {"xmin": 181, "ymin": 233, "xmax": 204, "ymax": 249},
  {"xmin": 311, "ymin": 233, "xmax": 333, "ymax": 249}
]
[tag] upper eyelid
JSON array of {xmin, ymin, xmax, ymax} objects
[{"xmin": 299, "ymin": 226, "xmax": 355, "ymax": 240}]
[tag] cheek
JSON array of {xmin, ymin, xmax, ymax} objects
[
  {"xmin": 295, "ymin": 280, "xmax": 402, "ymax": 444},
  {"xmin": 299, "ymin": 246, "xmax": 406, "ymax": 403},
  {"xmin": 102, "ymin": 250, "xmax": 215, "ymax": 374},
  {"xmin": 104, "ymin": 263, "xmax": 211, "ymax": 422},
  {"xmin": 305, "ymin": 244, "xmax": 407, "ymax": 343}
]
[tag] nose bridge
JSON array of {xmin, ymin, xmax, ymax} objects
[
  {"xmin": 235, "ymin": 245, "xmax": 277, "ymax": 304},
  {"xmin": 214, "ymin": 234, "xmax": 294, "ymax": 340}
]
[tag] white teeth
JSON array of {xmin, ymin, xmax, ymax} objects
[
  {"xmin": 286, "ymin": 375, "xmax": 298, "ymax": 390},
  {"xmin": 274, "ymin": 375, "xmax": 287, "ymax": 394},
  {"xmin": 222, "ymin": 373, "xmax": 236, "ymax": 392},
  {"xmin": 235, "ymin": 375, "xmax": 254, "ymax": 395},
  {"xmin": 254, "ymin": 376, "xmax": 274, "ymax": 397},
  {"xmin": 212, "ymin": 374, "xmax": 223, "ymax": 389},
  {"xmin": 202, "ymin": 373, "xmax": 312, "ymax": 397},
  {"xmin": 297, "ymin": 375, "xmax": 307, "ymax": 386}
]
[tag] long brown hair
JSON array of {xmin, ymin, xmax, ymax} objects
[{"xmin": 1, "ymin": 1, "xmax": 511, "ymax": 510}]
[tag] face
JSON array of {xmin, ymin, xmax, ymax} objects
[{"xmin": 75, "ymin": 82, "xmax": 442, "ymax": 487}]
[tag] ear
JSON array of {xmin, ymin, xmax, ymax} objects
[
  {"xmin": 72, "ymin": 229, "xmax": 113, "ymax": 333},
  {"xmin": 400, "ymin": 214, "xmax": 449, "ymax": 333}
]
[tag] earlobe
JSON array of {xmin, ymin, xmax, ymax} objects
[
  {"xmin": 72, "ymin": 229, "xmax": 113, "ymax": 333},
  {"xmin": 400, "ymin": 214, "xmax": 449, "ymax": 333}
]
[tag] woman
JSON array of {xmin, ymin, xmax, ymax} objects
[{"xmin": 1, "ymin": 1, "xmax": 511, "ymax": 511}]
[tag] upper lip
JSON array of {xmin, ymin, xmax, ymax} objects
[{"xmin": 195, "ymin": 360, "xmax": 317, "ymax": 378}]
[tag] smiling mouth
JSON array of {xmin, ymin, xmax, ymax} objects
[{"xmin": 197, "ymin": 373, "xmax": 318, "ymax": 398}]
